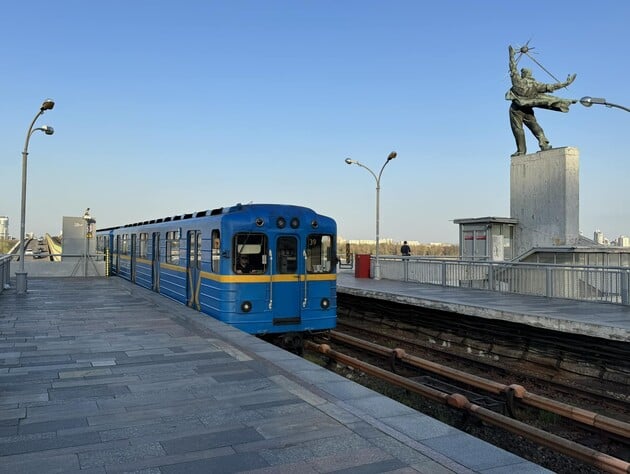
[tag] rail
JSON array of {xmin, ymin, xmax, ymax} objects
[
  {"xmin": 374, "ymin": 256, "xmax": 630, "ymax": 306},
  {"xmin": 0, "ymin": 254, "xmax": 11, "ymax": 293},
  {"xmin": 307, "ymin": 340, "xmax": 630, "ymax": 473}
]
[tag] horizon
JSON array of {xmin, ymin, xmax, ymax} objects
[{"xmin": 1, "ymin": 1, "xmax": 628, "ymax": 243}]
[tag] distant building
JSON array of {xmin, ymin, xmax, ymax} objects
[
  {"xmin": 617, "ymin": 236, "xmax": 630, "ymax": 247},
  {"xmin": 594, "ymin": 230, "xmax": 605, "ymax": 245},
  {"xmin": 0, "ymin": 216, "xmax": 8, "ymax": 240}
]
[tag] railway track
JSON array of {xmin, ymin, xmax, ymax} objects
[
  {"xmin": 338, "ymin": 294, "xmax": 630, "ymax": 398},
  {"xmin": 338, "ymin": 318, "xmax": 630, "ymax": 413},
  {"xmin": 305, "ymin": 332, "xmax": 630, "ymax": 473}
]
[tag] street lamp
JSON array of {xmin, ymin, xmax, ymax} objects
[
  {"xmin": 579, "ymin": 96, "xmax": 630, "ymax": 113},
  {"xmin": 345, "ymin": 151, "xmax": 397, "ymax": 280},
  {"xmin": 16, "ymin": 99, "xmax": 55, "ymax": 295}
]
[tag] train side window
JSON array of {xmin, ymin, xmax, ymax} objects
[
  {"xmin": 121, "ymin": 234, "xmax": 129, "ymax": 255},
  {"xmin": 277, "ymin": 236, "xmax": 297, "ymax": 274},
  {"xmin": 139, "ymin": 233, "xmax": 148, "ymax": 258},
  {"xmin": 166, "ymin": 230, "xmax": 180, "ymax": 264},
  {"xmin": 306, "ymin": 234, "xmax": 334, "ymax": 273},
  {"xmin": 233, "ymin": 233, "xmax": 267, "ymax": 274},
  {"xmin": 211, "ymin": 229, "xmax": 220, "ymax": 273},
  {"xmin": 187, "ymin": 231, "xmax": 202, "ymax": 269}
]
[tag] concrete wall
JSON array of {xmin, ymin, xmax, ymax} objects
[
  {"xmin": 17, "ymin": 258, "xmax": 105, "ymax": 277},
  {"xmin": 510, "ymin": 147, "xmax": 579, "ymax": 257}
]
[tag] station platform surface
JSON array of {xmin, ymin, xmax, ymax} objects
[
  {"xmin": 337, "ymin": 271, "xmax": 630, "ymax": 342},
  {"xmin": 0, "ymin": 277, "xmax": 549, "ymax": 473}
]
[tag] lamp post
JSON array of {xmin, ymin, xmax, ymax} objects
[
  {"xmin": 16, "ymin": 99, "xmax": 55, "ymax": 295},
  {"xmin": 579, "ymin": 96, "xmax": 630, "ymax": 113},
  {"xmin": 345, "ymin": 151, "xmax": 397, "ymax": 280}
]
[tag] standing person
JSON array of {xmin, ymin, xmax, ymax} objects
[
  {"xmin": 506, "ymin": 45, "xmax": 577, "ymax": 157},
  {"xmin": 400, "ymin": 241, "xmax": 411, "ymax": 257}
]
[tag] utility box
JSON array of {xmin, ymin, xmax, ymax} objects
[{"xmin": 354, "ymin": 254, "xmax": 371, "ymax": 278}]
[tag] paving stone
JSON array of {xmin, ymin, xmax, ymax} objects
[
  {"xmin": 422, "ymin": 432, "xmax": 529, "ymax": 471},
  {"xmin": 19, "ymin": 417, "xmax": 88, "ymax": 435},
  {"xmin": 77, "ymin": 440, "xmax": 166, "ymax": 469},
  {"xmin": 161, "ymin": 427, "xmax": 264, "ymax": 455},
  {"xmin": 329, "ymin": 458, "xmax": 408, "ymax": 474},
  {"xmin": 0, "ymin": 407, "xmax": 26, "ymax": 421},
  {"xmin": 159, "ymin": 451, "xmax": 269, "ymax": 474},
  {"xmin": 48, "ymin": 384, "xmax": 130, "ymax": 401},
  {"xmin": 0, "ymin": 452, "xmax": 82, "ymax": 474},
  {"xmin": 0, "ymin": 431, "xmax": 101, "ymax": 456}
]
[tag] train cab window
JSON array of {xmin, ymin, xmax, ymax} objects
[
  {"xmin": 211, "ymin": 229, "xmax": 220, "ymax": 273},
  {"xmin": 166, "ymin": 230, "xmax": 180, "ymax": 264},
  {"xmin": 306, "ymin": 234, "xmax": 334, "ymax": 273},
  {"xmin": 138, "ymin": 233, "xmax": 148, "ymax": 258},
  {"xmin": 233, "ymin": 233, "xmax": 267, "ymax": 274},
  {"xmin": 277, "ymin": 236, "xmax": 297, "ymax": 274}
]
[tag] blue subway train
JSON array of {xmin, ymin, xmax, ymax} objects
[{"xmin": 96, "ymin": 203, "xmax": 337, "ymax": 351}]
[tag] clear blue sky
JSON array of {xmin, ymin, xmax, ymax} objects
[{"xmin": 1, "ymin": 1, "xmax": 628, "ymax": 244}]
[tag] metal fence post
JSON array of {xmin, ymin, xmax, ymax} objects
[
  {"xmin": 1, "ymin": 256, "xmax": 10, "ymax": 291},
  {"xmin": 545, "ymin": 267, "xmax": 553, "ymax": 297},
  {"xmin": 441, "ymin": 261, "xmax": 447, "ymax": 286},
  {"xmin": 621, "ymin": 270, "xmax": 629, "ymax": 306},
  {"xmin": 487, "ymin": 263, "xmax": 494, "ymax": 291},
  {"xmin": 403, "ymin": 258, "xmax": 409, "ymax": 282}
]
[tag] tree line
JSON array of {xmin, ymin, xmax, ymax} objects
[{"xmin": 340, "ymin": 242, "xmax": 458, "ymax": 259}]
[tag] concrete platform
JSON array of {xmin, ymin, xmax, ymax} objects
[
  {"xmin": 338, "ymin": 272, "xmax": 630, "ymax": 342},
  {"xmin": 0, "ymin": 277, "xmax": 549, "ymax": 473}
]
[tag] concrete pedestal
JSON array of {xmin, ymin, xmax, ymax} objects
[
  {"xmin": 510, "ymin": 147, "xmax": 579, "ymax": 257},
  {"xmin": 15, "ymin": 271, "xmax": 27, "ymax": 295}
]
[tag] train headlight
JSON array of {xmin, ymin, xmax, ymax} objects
[
  {"xmin": 311, "ymin": 219, "xmax": 318, "ymax": 228},
  {"xmin": 255, "ymin": 218, "xmax": 264, "ymax": 227},
  {"xmin": 276, "ymin": 217, "xmax": 286, "ymax": 228},
  {"xmin": 320, "ymin": 298, "xmax": 330, "ymax": 309},
  {"xmin": 241, "ymin": 301, "xmax": 252, "ymax": 312},
  {"xmin": 290, "ymin": 217, "xmax": 300, "ymax": 229}
]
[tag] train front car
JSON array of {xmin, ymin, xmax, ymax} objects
[{"xmin": 217, "ymin": 204, "xmax": 336, "ymax": 351}]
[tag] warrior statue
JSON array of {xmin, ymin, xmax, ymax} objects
[{"xmin": 506, "ymin": 45, "xmax": 577, "ymax": 157}]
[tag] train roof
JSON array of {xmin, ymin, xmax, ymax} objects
[{"xmin": 96, "ymin": 203, "xmax": 330, "ymax": 232}]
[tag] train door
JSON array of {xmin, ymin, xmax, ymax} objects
[
  {"xmin": 186, "ymin": 230, "xmax": 202, "ymax": 309},
  {"xmin": 130, "ymin": 234, "xmax": 137, "ymax": 282},
  {"xmin": 114, "ymin": 235, "xmax": 120, "ymax": 274},
  {"xmin": 151, "ymin": 232, "xmax": 160, "ymax": 292},
  {"xmin": 274, "ymin": 236, "xmax": 301, "ymax": 324}
]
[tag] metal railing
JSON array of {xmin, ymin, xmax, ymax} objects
[
  {"xmin": 0, "ymin": 254, "xmax": 11, "ymax": 293},
  {"xmin": 376, "ymin": 256, "xmax": 630, "ymax": 306}
]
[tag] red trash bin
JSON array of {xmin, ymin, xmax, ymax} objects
[{"xmin": 354, "ymin": 254, "xmax": 371, "ymax": 278}]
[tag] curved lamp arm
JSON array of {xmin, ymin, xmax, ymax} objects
[{"xmin": 580, "ymin": 96, "xmax": 630, "ymax": 113}]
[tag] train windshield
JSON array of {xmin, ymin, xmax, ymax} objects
[
  {"xmin": 306, "ymin": 234, "xmax": 334, "ymax": 273},
  {"xmin": 233, "ymin": 233, "xmax": 267, "ymax": 274}
]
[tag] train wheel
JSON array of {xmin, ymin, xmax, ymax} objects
[{"xmin": 281, "ymin": 333, "xmax": 304, "ymax": 356}]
